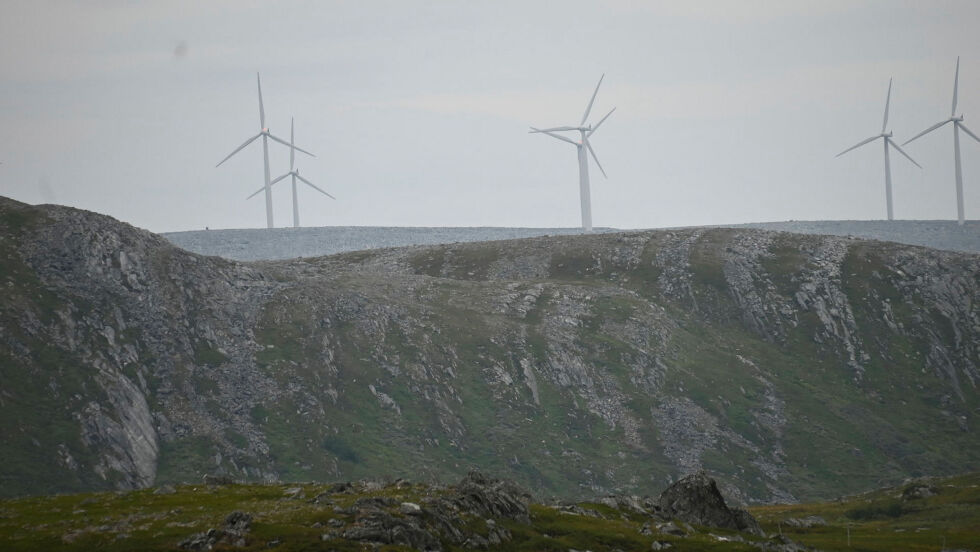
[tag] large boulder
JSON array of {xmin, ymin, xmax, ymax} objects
[
  {"xmin": 658, "ymin": 472, "xmax": 763, "ymax": 535},
  {"xmin": 449, "ymin": 470, "xmax": 532, "ymax": 523},
  {"xmin": 178, "ymin": 511, "xmax": 252, "ymax": 550}
]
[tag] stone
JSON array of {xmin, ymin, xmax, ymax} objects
[
  {"xmin": 656, "ymin": 522, "xmax": 686, "ymax": 536},
  {"xmin": 203, "ymin": 474, "xmax": 234, "ymax": 487},
  {"xmin": 400, "ymin": 502, "xmax": 422, "ymax": 515},
  {"xmin": 901, "ymin": 483, "xmax": 938, "ymax": 501},
  {"xmin": 783, "ymin": 515, "xmax": 826, "ymax": 528},
  {"xmin": 657, "ymin": 472, "xmax": 762, "ymax": 535},
  {"xmin": 178, "ymin": 511, "xmax": 252, "ymax": 550}
]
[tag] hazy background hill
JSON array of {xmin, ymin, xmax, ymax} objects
[
  {"xmin": 162, "ymin": 220, "xmax": 980, "ymax": 261},
  {"xmin": 2, "ymin": 196, "xmax": 978, "ymax": 504}
]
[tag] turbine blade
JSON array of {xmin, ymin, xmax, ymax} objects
[
  {"xmin": 882, "ymin": 78, "xmax": 892, "ymax": 133},
  {"xmin": 958, "ymin": 122, "xmax": 980, "ymax": 144},
  {"xmin": 270, "ymin": 172, "xmax": 290, "ymax": 185},
  {"xmin": 216, "ymin": 133, "xmax": 262, "ymax": 167},
  {"xmin": 257, "ymin": 73, "xmax": 265, "ymax": 129},
  {"xmin": 835, "ymin": 135, "xmax": 880, "ymax": 157},
  {"xmin": 530, "ymin": 127, "xmax": 577, "ymax": 145},
  {"xmin": 296, "ymin": 173, "xmax": 336, "ymax": 199},
  {"xmin": 529, "ymin": 126, "xmax": 579, "ymax": 132},
  {"xmin": 580, "ymin": 74, "xmax": 605, "ymax": 125},
  {"xmin": 952, "ymin": 56, "xmax": 960, "ymax": 116},
  {"xmin": 267, "ymin": 133, "xmax": 315, "ymax": 157},
  {"xmin": 245, "ymin": 187, "xmax": 264, "ymax": 200},
  {"xmin": 586, "ymin": 140, "xmax": 606, "ymax": 178},
  {"xmin": 588, "ymin": 107, "xmax": 616, "ymax": 137},
  {"xmin": 289, "ymin": 117, "xmax": 295, "ymax": 170},
  {"xmin": 902, "ymin": 119, "xmax": 951, "ymax": 145},
  {"xmin": 887, "ymin": 138, "xmax": 921, "ymax": 169}
]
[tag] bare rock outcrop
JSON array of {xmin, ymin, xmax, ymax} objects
[{"xmin": 658, "ymin": 471, "xmax": 763, "ymax": 535}]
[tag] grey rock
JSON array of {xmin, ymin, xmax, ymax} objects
[
  {"xmin": 354, "ymin": 496, "xmax": 399, "ymax": 511},
  {"xmin": 401, "ymin": 502, "xmax": 423, "ymax": 515},
  {"xmin": 901, "ymin": 482, "xmax": 939, "ymax": 501},
  {"xmin": 656, "ymin": 521, "xmax": 686, "ymax": 536},
  {"xmin": 178, "ymin": 511, "xmax": 252, "ymax": 550},
  {"xmin": 783, "ymin": 515, "xmax": 826, "ymax": 528},
  {"xmin": 341, "ymin": 511, "xmax": 441, "ymax": 551},
  {"xmin": 658, "ymin": 472, "xmax": 763, "ymax": 535},
  {"xmin": 203, "ymin": 474, "xmax": 234, "ymax": 487}
]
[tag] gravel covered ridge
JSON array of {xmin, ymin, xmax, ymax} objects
[{"xmin": 162, "ymin": 220, "xmax": 979, "ymax": 262}]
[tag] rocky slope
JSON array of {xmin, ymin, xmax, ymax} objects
[{"xmin": 1, "ymin": 196, "xmax": 978, "ymax": 502}]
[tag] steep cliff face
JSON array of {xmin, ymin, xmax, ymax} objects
[{"xmin": 1, "ymin": 196, "xmax": 978, "ymax": 502}]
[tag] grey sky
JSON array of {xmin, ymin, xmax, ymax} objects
[{"xmin": 2, "ymin": 0, "xmax": 980, "ymax": 232}]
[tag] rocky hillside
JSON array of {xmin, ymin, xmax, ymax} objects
[{"xmin": 1, "ymin": 196, "xmax": 978, "ymax": 503}]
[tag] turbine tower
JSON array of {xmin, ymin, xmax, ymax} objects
[
  {"xmin": 530, "ymin": 74, "xmax": 615, "ymax": 232},
  {"xmin": 216, "ymin": 73, "xmax": 315, "ymax": 228},
  {"xmin": 836, "ymin": 78, "xmax": 921, "ymax": 220},
  {"xmin": 247, "ymin": 117, "xmax": 334, "ymax": 227},
  {"xmin": 903, "ymin": 57, "xmax": 980, "ymax": 225}
]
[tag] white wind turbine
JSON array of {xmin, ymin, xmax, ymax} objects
[
  {"xmin": 246, "ymin": 117, "xmax": 334, "ymax": 227},
  {"xmin": 836, "ymin": 78, "xmax": 921, "ymax": 220},
  {"xmin": 216, "ymin": 73, "xmax": 315, "ymax": 229},
  {"xmin": 903, "ymin": 57, "xmax": 980, "ymax": 225},
  {"xmin": 530, "ymin": 74, "xmax": 615, "ymax": 232}
]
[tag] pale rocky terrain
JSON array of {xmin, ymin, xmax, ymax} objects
[{"xmin": 162, "ymin": 220, "xmax": 979, "ymax": 261}]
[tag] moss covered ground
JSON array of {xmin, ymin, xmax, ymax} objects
[{"xmin": 1, "ymin": 472, "xmax": 978, "ymax": 551}]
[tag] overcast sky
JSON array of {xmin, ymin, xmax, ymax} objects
[{"xmin": 2, "ymin": 1, "xmax": 980, "ymax": 232}]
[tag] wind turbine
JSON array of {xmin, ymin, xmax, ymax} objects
[
  {"xmin": 216, "ymin": 73, "xmax": 315, "ymax": 229},
  {"xmin": 246, "ymin": 117, "xmax": 334, "ymax": 227},
  {"xmin": 530, "ymin": 74, "xmax": 615, "ymax": 232},
  {"xmin": 903, "ymin": 57, "xmax": 980, "ymax": 225},
  {"xmin": 836, "ymin": 78, "xmax": 921, "ymax": 220}
]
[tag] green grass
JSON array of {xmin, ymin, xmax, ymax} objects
[
  {"xmin": 752, "ymin": 472, "xmax": 980, "ymax": 551},
  {"xmin": 6, "ymin": 472, "xmax": 976, "ymax": 551}
]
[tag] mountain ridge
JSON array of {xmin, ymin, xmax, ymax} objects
[{"xmin": 1, "ymin": 195, "xmax": 978, "ymax": 504}]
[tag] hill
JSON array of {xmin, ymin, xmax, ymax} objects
[
  {"xmin": 161, "ymin": 220, "xmax": 980, "ymax": 262},
  {"xmin": 1, "ymin": 195, "xmax": 978, "ymax": 504}
]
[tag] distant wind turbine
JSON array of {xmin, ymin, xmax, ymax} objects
[
  {"xmin": 247, "ymin": 117, "xmax": 334, "ymax": 227},
  {"xmin": 530, "ymin": 74, "xmax": 615, "ymax": 233},
  {"xmin": 903, "ymin": 56, "xmax": 980, "ymax": 225},
  {"xmin": 836, "ymin": 78, "xmax": 921, "ymax": 221},
  {"xmin": 216, "ymin": 73, "xmax": 315, "ymax": 229}
]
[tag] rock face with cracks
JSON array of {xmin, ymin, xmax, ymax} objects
[{"xmin": 1, "ymin": 195, "xmax": 979, "ymax": 503}]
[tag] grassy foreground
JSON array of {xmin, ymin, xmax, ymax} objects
[
  {"xmin": 1, "ymin": 472, "xmax": 978, "ymax": 551},
  {"xmin": 753, "ymin": 471, "xmax": 980, "ymax": 551}
]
